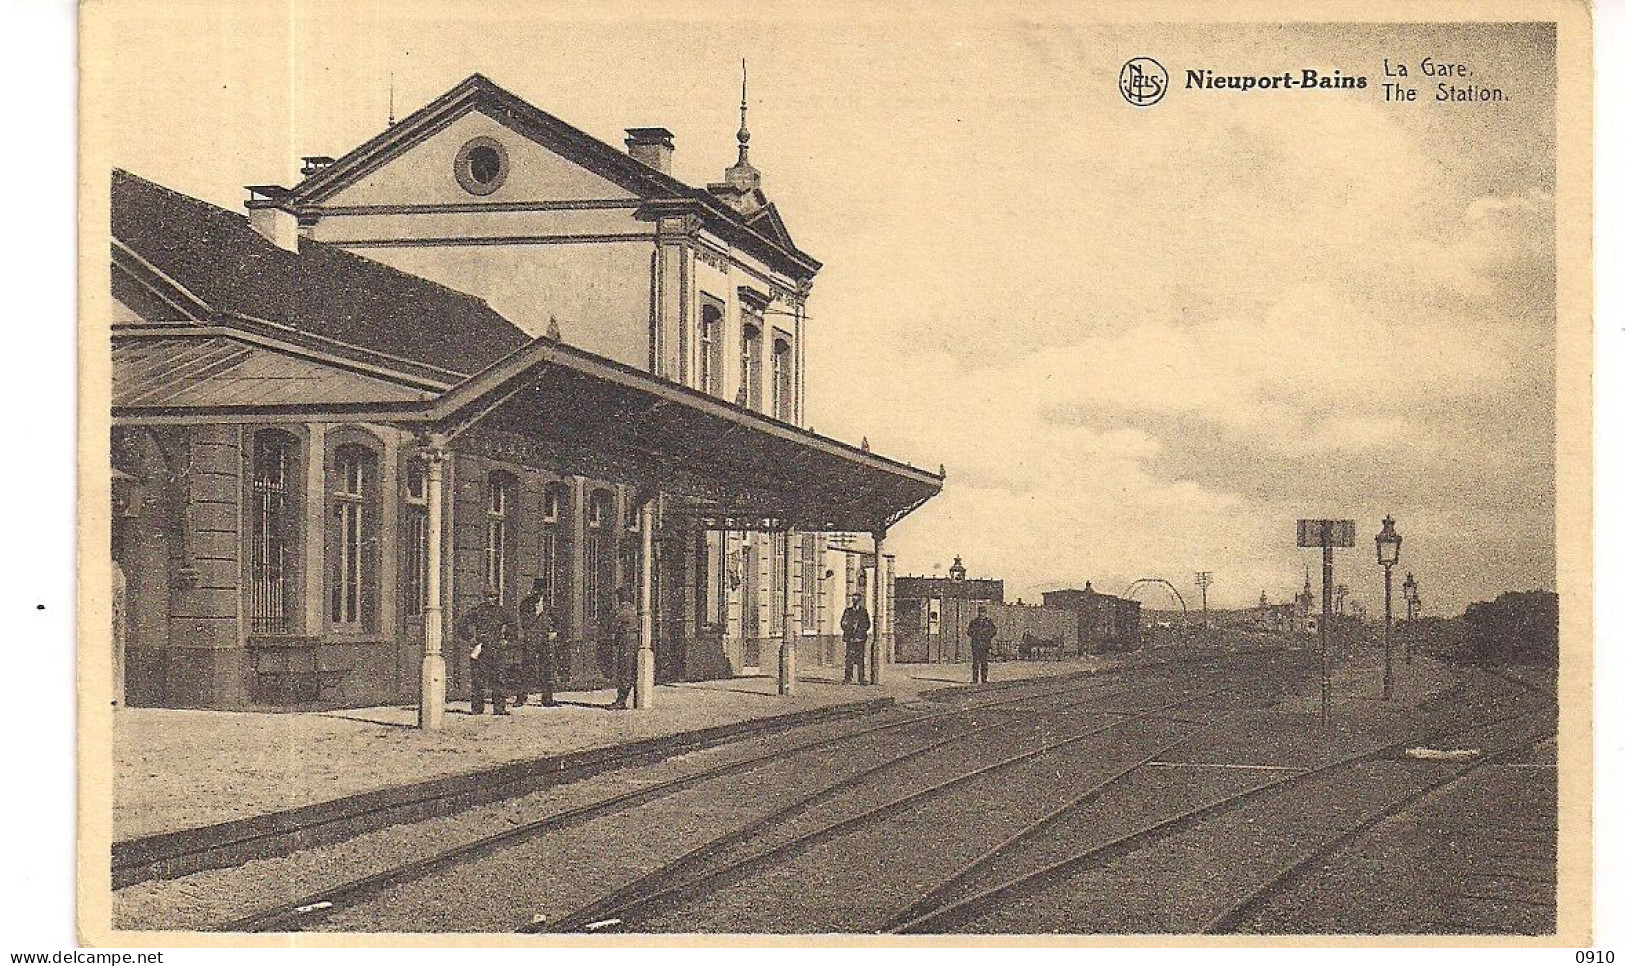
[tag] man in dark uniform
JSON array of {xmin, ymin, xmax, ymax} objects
[
  {"xmin": 515, "ymin": 577, "xmax": 559, "ymax": 707},
  {"xmin": 458, "ymin": 586, "xmax": 516, "ymax": 715},
  {"xmin": 967, "ymin": 605, "xmax": 997, "ymax": 685},
  {"xmin": 841, "ymin": 594, "xmax": 871, "ymax": 685},
  {"xmin": 607, "ymin": 586, "xmax": 639, "ymax": 710}
]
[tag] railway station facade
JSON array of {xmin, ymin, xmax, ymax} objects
[{"xmin": 109, "ymin": 74, "xmax": 940, "ymax": 711}]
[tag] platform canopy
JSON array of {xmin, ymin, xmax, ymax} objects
[
  {"xmin": 422, "ymin": 336, "xmax": 942, "ymax": 533},
  {"xmin": 112, "ymin": 326, "xmax": 943, "ymax": 534}
]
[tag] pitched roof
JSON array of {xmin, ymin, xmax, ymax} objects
[
  {"xmin": 281, "ymin": 73, "xmax": 820, "ymax": 279},
  {"xmin": 111, "ymin": 169, "xmax": 531, "ymax": 378},
  {"xmin": 113, "ymin": 332, "xmax": 438, "ymax": 412}
]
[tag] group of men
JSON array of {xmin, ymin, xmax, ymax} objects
[
  {"xmin": 837, "ymin": 595, "xmax": 996, "ymax": 685},
  {"xmin": 459, "ymin": 583, "xmax": 1000, "ymax": 712},
  {"xmin": 455, "ymin": 579, "xmax": 641, "ymax": 715}
]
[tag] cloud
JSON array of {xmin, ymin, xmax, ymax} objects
[{"xmin": 811, "ymin": 96, "xmax": 1556, "ymax": 612}]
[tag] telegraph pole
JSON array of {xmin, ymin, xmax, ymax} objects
[{"xmin": 1194, "ymin": 572, "xmax": 1212, "ymax": 628}]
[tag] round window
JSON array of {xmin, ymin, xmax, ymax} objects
[{"xmin": 454, "ymin": 137, "xmax": 509, "ymax": 195}]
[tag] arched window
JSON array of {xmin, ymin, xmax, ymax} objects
[
  {"xmin": 249, "ymin": 429, "xmax": 301, "ymax": 634},
  {"xmin": 698, "ymin": 299, "xmax": 724, "ymax": 395},
  {"xmin": 329, "ymin": 442, "xmax": 379, "ymax": 629},
  {"xmin": 484, "ymin": 471, "xmax": 517, "ymax": 603},
  {"xmin": 624, "ymin": 490, "xmax": 641, "ymax": 533},
  {"xmin": 772, "ymin": 334, "xmax": 793, "ymax": 421}
]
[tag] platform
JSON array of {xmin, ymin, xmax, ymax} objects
[{"xmin": 113, "ymin": 654, "xmax": 1175, "ymax": 844}]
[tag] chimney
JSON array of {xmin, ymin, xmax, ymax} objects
[
  {"xmin": 244, "ymin": 186, "xmax": 301, "ymax": 253},
  {"xmin": 248, "ymin": 206, "xmax": 301, "ymax": 253},
  {"xmin": 624, "ymin": 128, "xmax": 675, "ymax": 175}
]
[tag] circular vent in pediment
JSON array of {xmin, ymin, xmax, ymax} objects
[{"xmin": 454, "ymin": 136, "xmax": 509, "ymax": 196}]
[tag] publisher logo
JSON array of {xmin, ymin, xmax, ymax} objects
[{"xmin": 1119, "ymin": 57, "xmax": 1168, "ymax": 107}]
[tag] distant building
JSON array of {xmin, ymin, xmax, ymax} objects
[
  {"xmin": 1043, "ymin": 582, "xmax": 1142, "ymax": 653},
  {"xmin": 895, "ymin": 556, "xmax": 1005, "ymax": 607},
  {"xmin": 894, "ymin": 557, "xmax": 1073, "ymax": 662},
  {"xmin": 1294, "ymin": 571, "xmax": 1318, "ymax": 634}
]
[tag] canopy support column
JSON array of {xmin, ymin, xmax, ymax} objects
[
  {"xmin": 634, "ymin": 495, "xmax": 656, "ymax": 709},
  {"xmin": 777, "ymin": 527, "xmax": 796, "ymax": 696},
  {"xmin": 870, "ymin": 527, "xmax": 887, "ymax": 686},
  {"xmin": 418, "ymin": 435, "xmax": 448, "ymax": 731}
]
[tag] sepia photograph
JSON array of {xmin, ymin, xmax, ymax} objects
[{"xmin": 74, "ymin": 0, "xmax": 1593, "ymax": 947}]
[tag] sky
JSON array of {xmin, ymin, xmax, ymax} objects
[{"xmin": 90, "ymin": 5, "xmax": 1560, "ymax": 616}]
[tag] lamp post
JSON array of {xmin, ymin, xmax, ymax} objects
[
  {"xmin": 1401, "ymin": 572, "xmax": 1419, "ymax": 662},
  {"xmin": 1375, "ymin": 515, "xmax": 1402, "ymax": 701}
]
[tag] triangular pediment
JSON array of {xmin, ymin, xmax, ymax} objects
[
  {"xmin": 317, "ymin": 108, "xmax": 644, "ymax": 207},
  {"xmin": 291, "ymin": 75, "xmax": 680, "ymax": 209},
  {"xmin": 281, "ymin": 74, "xmax": 821, "ymax": 277},
  {"xmin": 745, "ymin": 202, "xmax": 797, "ymax": 252}
]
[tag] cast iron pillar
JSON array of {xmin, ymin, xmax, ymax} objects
[
  {"xmin": 418, "ymin": 437, "xmax": 448, "ymax": 731},
  {"xmin": 635, "ymin": 496, "xmax": 656, "ymax": 709},
  {"xmin": 778, "ymin": 527, "xmax": 796, "ymax": 695}
]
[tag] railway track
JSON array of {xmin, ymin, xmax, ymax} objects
[
  {"xmin": 887, "ymin": 688, "xmax": 1553, "ymax": 934},
  {"xmin": 1209, "ymin": 731, "xmax": 1558, "ymax": 935},
  {"xmin": 1199, "ymin": 725, "xmax": 1554, "ymax": 933},
  {"xmin": 219, "ymin": 655, "xmax": 1265, "ymax": 932},
  {"xmin": 542, "ymin": 664, "xmax": 1307, "ymax": 933}
]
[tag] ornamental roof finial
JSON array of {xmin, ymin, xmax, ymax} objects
[{"xmin": 736, "ymin": 59, "xmax": 750, "ymax": 165}]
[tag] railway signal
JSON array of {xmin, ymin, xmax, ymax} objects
[{"xmin": 1297, "ymin": 519, "xmax": 1355, "ymax": 730}]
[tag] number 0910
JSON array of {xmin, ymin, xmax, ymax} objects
[{"xmin": 1576, "ymin": 952, "xmax": 1614, "ymax": 963}]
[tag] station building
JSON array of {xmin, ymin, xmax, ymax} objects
[{"xmin": 108, "ymin": 74, "xmax": 940, "ymax": 710}]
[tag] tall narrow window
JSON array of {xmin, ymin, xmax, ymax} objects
[
  {"xmin": 540, "ymin": 483, "xmax": 566, "ymax": 611},
  {"xmin": 741, "ymin": 321, "xmax": 763, "ymax": 411},
  {"xmin": 620, "ymin": 492, "xmax": 642, "ymax": 609},
  {"xmin": 584, "ymin": 489, "xmax": 613, "ymax": 626},
  {"xmin": 329, "ymin": 443, "xmax": 378, "ymax": 628},
  {"xmin": 402, "ymin": 460, "xmax": 428, "ymax": 617},
  {"xmin": 484, "ymin": 472, "xmax": 513, "ymax": 603},
  {"xmin": 800, "ymin": 534, "xmax": 819, "ymax": 634},
  {"xmin": 741, "ymin": 541, "xmax": 761, "ymax": 665},
  {"xmin": 768, "ymin": 531, "xmax": 786, "ymax": 635},
  {"xmin": 249, "ymin": 430, "xmax": 298, "ymax": 634},
  {"xmin": 715, "ymin": 531, "xmax": 731, "ymax": 628},
  {"xmin": 772, "ymin": 334, "xmax": 793, "ymax": 421},
  {"xmin": 696, "ymin": 529, "xmax": 715, "ymax": 627},
  {"xmin": 698, "ymin": 299, "xmax": 724, "ymax": 395}
]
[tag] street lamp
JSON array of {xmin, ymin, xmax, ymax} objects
[
  {"xmin": 1374, "ymin": 515, "xmax": 1402, "ymax": 700},
  {"xmin": 1401, "ymin": 572, "xmax": 1419, "ymax": 662}
]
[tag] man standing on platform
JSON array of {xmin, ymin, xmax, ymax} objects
[
  {"xmin": 607, "ymin": 586, "xmax": 639, "ymax": 710},
  {"xmin": 967, "ymin": 605, "xmax": 997, "ymax": 685},
  {"xmin": 841, "ymin": 594, "xmax": 871, "ymax": 685},
  {"xmin": 516, "ymin": 577, "xmax": 559, "ymax": 707},
  {"xmin": 459, "ymin": 586, "xmax": 516, "ymax": 715}
]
